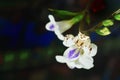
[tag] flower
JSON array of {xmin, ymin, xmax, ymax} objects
[
  {"xmin": 45, "ymin": 15, "xmax": 79, "ymax": 40},
  {"xmin": 45, "ymin": 14, "xmax": 97, "ymax": 69},
  {"xmin": 55, "ymin": 32, "xmax": 97, "ymax": 69},
  {"xmin": 55, "ymin": 43, "xmax": 97, "ymax": 69}
]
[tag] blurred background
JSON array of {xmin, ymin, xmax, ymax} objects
[{"xmin": 0, "ymin": 0, "xmax": 120, "ymax": 80}]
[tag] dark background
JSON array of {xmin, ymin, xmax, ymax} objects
[{"xmin": 0, "ymin": 0, "xmax": 120, "ymax": 80}]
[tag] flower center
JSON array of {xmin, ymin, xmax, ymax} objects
[{"xmin": 75, "ymin": 40, "xmax": 84, "ymax": 47}]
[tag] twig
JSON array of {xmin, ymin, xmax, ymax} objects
[{"xmin": 84, "ymin": 8, "xmax": 120, "ymax": 33}]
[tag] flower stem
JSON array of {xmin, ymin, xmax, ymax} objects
[{"xmin": 78, "ymin": 0, "xmax": 94, "ymax": 34}]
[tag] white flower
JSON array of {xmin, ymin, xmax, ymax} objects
[
  {"xmin": 45, "ymin": 15, "xmax": 76, "ymax": 40},
  {"xmin": 45, "ymin": 14, "xmax": 98, "ymax": 69},
  {"xmin": 56, "ymin": 32, "xmax": 97, "ymax": 69},
  {"xmin": 55, "ymin": 43, "xmax": 97, "ymax": 69}
]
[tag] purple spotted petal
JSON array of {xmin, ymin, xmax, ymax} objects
[{"xmin": 68, "ymin": 49, "xmax": 79, "ymax": 59}]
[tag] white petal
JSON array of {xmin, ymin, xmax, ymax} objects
[
  {"xmin": 66, "ymin": 61, "xmax": 75, "ymax": 69},
  {"xmin": 89, "ymin": 43, "xmax": 97, "ymax": 57},
  {"xmin": 55, "ymin": 56, "xmax": 67, "ymax": 63},
  {"xmin": 74, "ymin": 60, "xmax": 83, "ymax": 69},
  {"xmin": 75, "ymin": 64, "xmax": 82, "ymax": 69},
  {"xmin": 79, "ymin": 55, "xmax": 94, "ymax": 69},
  {"xmin": 63, "ymin": 34, "xmax": 75, "ymax": 47},
  {"xmin": 63, "ymin": 39, "xmax": 75, "ymax": 47},
  {"xmin": 48, "ymin": 15, "xmax": 56, "ymax": 24},
  {"xmin": 82, "ymin": 46, "xmax": 90, "ymax": 55}
]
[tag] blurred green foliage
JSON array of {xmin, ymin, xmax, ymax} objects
[{"xmin": 4, "ymin": 53, "xmax": 14, "ymax": 62}]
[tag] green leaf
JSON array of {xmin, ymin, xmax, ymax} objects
[
  {"xmin": 96, "ymin": 27, "xmax": 111, "ymax": 36},
  {"xmin": 102, "ymin": 19, "xmax": 114, "ymax": 27},
  {"xmin": 49, "ymin": 9, "xmax": 78, "ymax": 18},
  {"xmin": 114, "ymin": 13, "xmax": 120, "ymax": 21}
]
